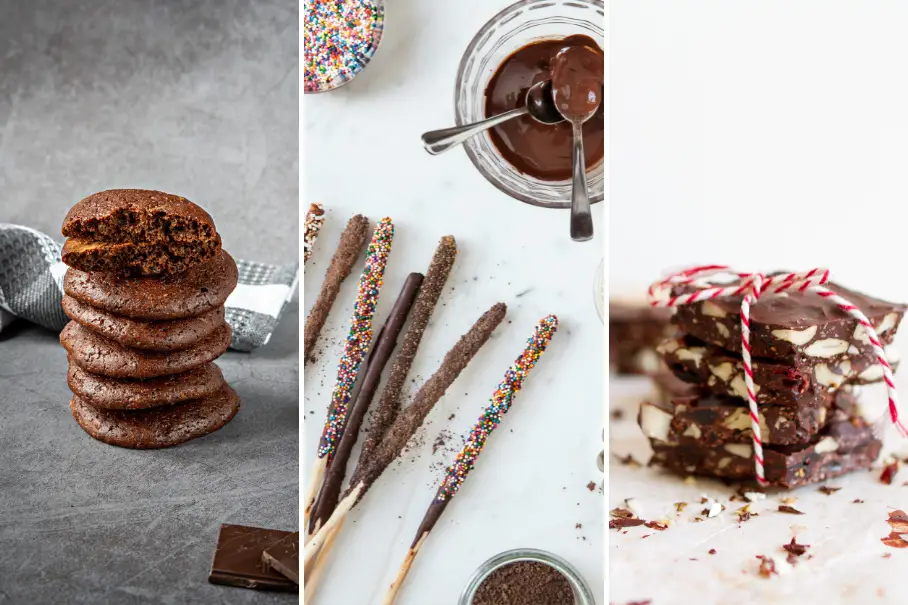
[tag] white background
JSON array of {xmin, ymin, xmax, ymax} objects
[
  {"xmin": 303, "ymin": 1, "xmax": 606, "ymax": 603},
  {"xmin": 611, "ymin": 0, "xmax": 908, "ymax": 303},
  {"xmin": 611, "ymin": 3, "xmax": 908, "ymax": 604}
]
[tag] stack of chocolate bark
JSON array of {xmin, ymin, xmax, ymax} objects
[
  {"xmin": 58, "ymin": 190, "xmax": 241, "ymax": 448},
  {"xmin": 639, "ymin": 282, "xmax": 905, "ymax": 488}
]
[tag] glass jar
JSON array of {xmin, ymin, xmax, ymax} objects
[
  {"xmin": 455, "ymin": 0, "xmax": 606, "ymax": 208},
  {"xmin": 458, "ymin": 548, "xmax": 595, "ymax": 605}
]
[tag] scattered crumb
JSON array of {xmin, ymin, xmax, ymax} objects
[
  {"xmin": 611, "ymin": 409, "xmax": 625, "ymax": 420},
  {"xmin": 779, "ymin": 496, "xmax": 798, "ymax": 506},
  {"xmin": 881, "ymin": 459, "xmax": 900, "ymax": 485},
  {"xmin": 778, "ymin": 505, "xmax": 804, "ymax": 515},
  {"xmin": 674, "ymin": 502, "xmax": 688, "ymax": 513},
  {"xmin": 683, "ymin": 476, "xmax": 697, "ymax": 486},
  {"xmin": 880, "ymin": 510, "xmax": 908, "ymax": 548},
  {"xmin": 448, "ymin": 413, "xmax": 455, "ymax": 420},
  {"xmin": 644, "ymin": 520, "xmax": 668, "ymax": 531},
  {"xmin": 736, "ymin": 504, "xmax": 757, "ymax": 523},
  {"xmin": 610, "ymin": 518, "xmax": 645, "ymax": 529},
  {"xmin": 610, "ymin": 507, "xmax": 635, "ymax": 519},
  {"xmin": 575, "ymin": 523, "xmax": 582, "ymax": 529},
  {"xmin": 641, "ymin": 534, "xmax": 652, "ymax": 539},
  {"xmin": 587, "ymin": 481, "xmax": 596, "ymax": 492},
  {"xmin": 884, "ymin": 553, "xmax": 892, "ymax": 559},
  {"xmin": 782, "ymin": 537, "xmax": 809, "ymax": 557},
  {"xmin": 818, "ymin": 485, "xmax": 841, "ymax": 495},
  {"xmin": 756, "ymin": 555, "xmax": 777, "ymax": 578},
  {"xmin": 853, "ymin": 499, "xmax": 865, "ymax": 504},
  {"xmin": 708, "ymin": 548, "xmax": 717, "ymax": 555}
]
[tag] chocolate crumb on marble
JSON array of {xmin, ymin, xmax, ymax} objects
[{"xmin": 472, "ymin": 561, "xmax": 574, "ymax": 605}]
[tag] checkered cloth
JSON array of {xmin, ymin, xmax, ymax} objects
[{"xmin": 0, "ymin": 224, "xmax": 298, "ymax": 352}]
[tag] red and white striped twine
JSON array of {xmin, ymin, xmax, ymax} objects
[{"xmin": 647, "ymin": 266, "xmax": 906, "ymax": 486}]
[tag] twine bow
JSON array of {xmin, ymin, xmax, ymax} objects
[{"xmin": 647, "ymin": 266, "xmax": 905, "ymax": 486}]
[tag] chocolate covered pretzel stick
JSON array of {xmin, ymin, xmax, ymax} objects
[
  {"xmin": 381, "ymin": 315, "xmax": 559, "ymax": 605},
  {"xmin": 303, "ymin": 214, "xmax": 369, "ymax": 361},
  {"xmin": 309, "ymin": 272, "xmax": 424, "ymax": 534},
  {"xmin": 303, "ymin": 302, "xmax": 507, "ymax": 565},
  {"xmin": 304, "ymin": 203, "xmax": 326, "ymax": 264},
  {"xmin": 304, "ymin": 218, "xmax": 393, "ymax": 528},
  {"xmin": 356, "ymin": 236, "xmax": 457, "ymax": 472}
]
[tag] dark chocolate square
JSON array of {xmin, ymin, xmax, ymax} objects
[{"xmin": 208, "ymin": 524, "xmax": 298, "ymax": 592}]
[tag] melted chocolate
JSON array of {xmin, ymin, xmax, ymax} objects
[{"xmin": 485, "ymin": 35, "xmax": 604, "ymax": 181}]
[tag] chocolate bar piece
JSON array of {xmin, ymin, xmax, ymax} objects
[
  {"xmin": 208, "ymin": 524, "xmax": 298, "ymax": 592},
  {"xmin": 610, "ymin": 301, "xmax": 673, "ymax": 375},
  {"xmin": 670, "ymin": 280, "xmax": 905, "ymax": 365},
  {"xmin": 659, "ymin": 335, "xmax": 897, "ymax": 407},
  {"xmin": 261, "ymin": 531, "xmax": 299, "ymax": 584},
  {"xmin": 647, "ymin": 411, "xmax": 881, "ymax": 488},
  {"xmin": 640, "ymin": 388, "xmax": 857, "ymax": 447}
]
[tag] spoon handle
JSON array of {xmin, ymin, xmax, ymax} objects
[
  {"xmin": 569, "ymin": 121, "xmax": 594, "ymax": 242},
  {"xmin": 421, "ymin": 108, "xmax": 528, "ymax": 156}
]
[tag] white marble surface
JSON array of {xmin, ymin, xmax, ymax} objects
[
  {"xmin": 302, "ymin": 1, "xmax": 606, "ymax": 603},
  {"xmin": 609, "ymin": 355, "xmax": 908, "ymax": 605}
]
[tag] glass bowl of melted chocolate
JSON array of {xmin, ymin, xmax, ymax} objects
[{"xmin": 455, "ymin": 0, "xmax": 605, "ymax": 208}]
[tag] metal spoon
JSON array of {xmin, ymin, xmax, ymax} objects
[
  {"xmin": 421, "ymin": 80, "xmax": 562, "ymax": 156},
  {"xmin": 551, "ymin": 46, "xmax": 603, "ymax": 242}
]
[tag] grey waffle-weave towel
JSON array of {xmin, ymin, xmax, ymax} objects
[{"xmin": 0, "ymin": 224, "xmax": 297, "ymax": 352}]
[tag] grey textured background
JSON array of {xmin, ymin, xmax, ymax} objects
[{"xmin": 0, "ymin": 1, "xmax": 299, "ymax": 603}]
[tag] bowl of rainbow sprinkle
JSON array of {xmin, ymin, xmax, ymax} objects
[{"xmin": 304, "ymin": 0, "xmax": 385, "ymax": 94}]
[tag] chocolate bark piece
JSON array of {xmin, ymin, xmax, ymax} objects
[
  {"xmin": 68, "ymin": 362, "xmax": 226, "ymax": 410},
  {"xmin": 261, "ymin": 532, "xmax": 299, "ymax": 584},
  {"xmin": 61, "ymin": 320, "xmax": 231, "ymax": 379},
  {"xmin": 209, "ymin": 524, "xmax": 297, "ymax": 592},
  {"xmin": 670, "ymin": 279, "xmax": 905, "ymax": 365},
  {"xmin": 651, "ymin": 370, "xmax": 698, "ymax": 404},
  {"xmin": 639, "ymin": 388, "xmax": 858, "ymax": 447},
  {"xmin": 63, "ymin": 249, "xmax": 238, "ymax": 320},
  {"xmin": 609, "ymin": 301, "xmax": 673, "ymax": 374},
  {"xmin": 63, "ymin": 295, "xmax": 225, "ymax": 352},
  {"xmin": 70, "ymin": 385, "xmax": 240, "ymax": 449},
  {"xmin": 61, "ymin": 189, "xmax": 221, "ymax": 276},
  {"xmin": 647, "ymin": 411, "xmax": 881, "ymax": 488},
  {"xmin": 659, "ymin": 335, "xmax": 898, "ymax": 407}
]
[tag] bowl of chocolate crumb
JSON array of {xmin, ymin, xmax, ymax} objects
[{"xmin": 459, "ymin": 548, "xmax": 594, "ymax": 605}]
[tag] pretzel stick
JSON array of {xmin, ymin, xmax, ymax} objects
[
  {"xmin": 309, "ymin": 273, "xmax": 424, "ymax": 534},
  {"xmin": 304, "ymin": 303, "xmax": 508, "ymax": 566},
  {"xmin": 356, "ymin": 236, "xmax": 457, "ymax": 471},
  {"xmin": 304, "ymin": 203, "xmax": 326, "ymax": 264},
  {"xmin": 304, "ymin": 214, "xmax": 370, "ymax": 361},
  {"xmin": 381, "ymin": 314, "xmax": 559, "ymax": 605},
  {"xmin": 303, "ymin": 517, "xmax": 344, "ymax": 603},
  {"xmin": 303, "ymin": 456, "xmax": 327, "ymax": 535}
]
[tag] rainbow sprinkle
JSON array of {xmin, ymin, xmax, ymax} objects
[
  {"xmin": 304, "ymin": 0, "xmax": 385, "ymax": 93},
  {"xmin": 318, "ymin": 217, "xmax": 394, "ymax": 459},
  {"xmin": 435, "ymin": 314, "xmax": 559, "ymax": 502}
]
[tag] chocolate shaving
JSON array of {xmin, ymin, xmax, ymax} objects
[
  {"xmin": 303, "ymin": 214, "xmax": 370, "ymax": 362},
  {"xmin": 819, "ymin": 485, "xmax": 842, "ymax": 495},
  {"xmin": 778, "ymin": 505, "xmax": 804, "ymax": 515},
  {"xmin": 644, "ymin": 521, "xmax": 668, "ymax": 531},
  {"xmin": 782, "ymin": 538, "xmax": 809, "ymax": 557},
  {"xmin": 609, "ymin": 518, "xmax": 646, "ymax": 529},
  {"xmin": 881, "ymin": 460, "xmax": 900, "ymax": 485},
  {"xmin": 355, "ymin": 236, "xmax": 457, "ymax": 470}
]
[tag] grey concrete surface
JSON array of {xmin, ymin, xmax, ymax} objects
[{"xmin": 0, "ymin": 1, "xmax": 299, "ymax": 603}]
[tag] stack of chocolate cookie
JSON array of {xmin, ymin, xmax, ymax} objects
[
  {"xmin": 639, "ymin": 281, "xmax": 906, "ymax": 488},
  {"xmin": 59, "ymin": 190, "xmax": 241, "ymax": 448}
]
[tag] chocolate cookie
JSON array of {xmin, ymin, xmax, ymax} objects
[
  {"xmin": 61, "ymin": 189, "xmax": 221, "ymax": 276},
  {"xmin": 63, "ymin": 249, "xmax": 238, "ymax": 320},
  {"xmin": 68, "ymin": 363, "xmax": 226, "ymax": 410},
  {"xmin": 63, "ymin": 295, "xmax": 225, "ymax": 352},
  {"xmin": 70, "ymin": 385, "xmax": 240, "ymax": 448},
  {"xmin": 61, "ymin": 320, "xmax": 231, "ymax": 378}
]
